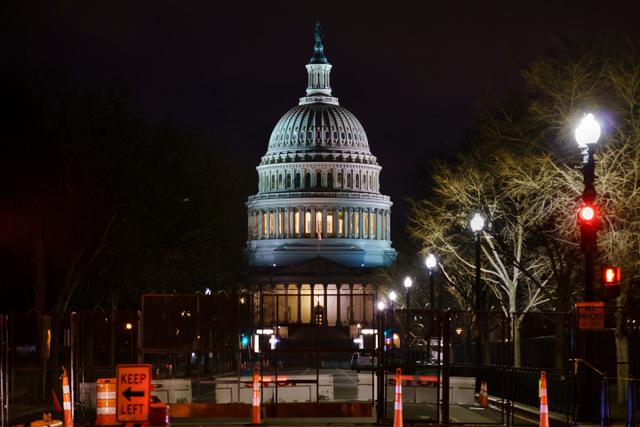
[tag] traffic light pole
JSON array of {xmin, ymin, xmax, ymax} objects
[{"xmin": 578, "ymin": 143, "xmax": 598, "ymax": 422}]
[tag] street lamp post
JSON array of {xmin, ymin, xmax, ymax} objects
[
  {"xmin": 425, "ymin": 254, "xmax": 437, "ymax": 310},
  {"xmin": 574, "ymin": 113, "xmax": 601, "ymax": 422},
  {"xmin": 404, "ymin": 276, "xmax": 413, "ymax": 371},
  {"xmin": 470, "ymin": 213, "xmax": 485, "ymax": 369}
]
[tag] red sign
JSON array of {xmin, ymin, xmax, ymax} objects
[
  {"xmin": 116, "ymin": 364, "xmax": 151, "ymax": 422},
  {"xmin": 576, "ymin": 302, "xmax": 605, "ymax": 330}
]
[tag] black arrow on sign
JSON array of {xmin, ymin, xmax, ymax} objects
[{"xmin": 122, "ymin": 386, "xmax": 145, "ymax": 401}]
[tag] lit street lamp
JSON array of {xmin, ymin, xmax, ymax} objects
[
  {"xmin": 470, "ymin": 213, "xmax": 484, "ymax": 368},
  {"xmin": 574, "ymin": 113, "xmax": 601, "ymax": 422},
  {"xmin": 425, "ymin": 253, "xmax": 437, "ymax": 310}
]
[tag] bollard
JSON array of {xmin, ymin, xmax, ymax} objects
[
  {"xmin": 600, "ymin": 377, "xmax": 611, "ymax": 426},
  {"xmin": 96, "ymin": 378, "xmax": 117, "ymax": 426},
  {"xmin": 539, "ymin": 371, "xmax": 549, "ymax": 427},
  {"xmin": 628, "ymin": 381, "xmax": 638, "ymax": 427},
  {"xmin": 393, "ymin": 368, "xmax": 403, "ymax": 427},
  {"xmin": 61, "ymin": 367, "xmax": 73, "ymax": 427},
  {"xmin": 251, "ymin": 364, "xmax": 261, "ymax": 425}
]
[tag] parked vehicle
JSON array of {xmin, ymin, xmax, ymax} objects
[{"xmin": 350, "ymin": 351, "xmax": 377, "ymax": 372}]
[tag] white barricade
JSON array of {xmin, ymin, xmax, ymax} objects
[{"xmin": 151, "ymin": 378, "xmax": 192, "ymax": 403}]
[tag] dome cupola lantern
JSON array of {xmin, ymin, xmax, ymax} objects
[{"xmin": 302, "ymin": 21, "xmax": 337, "ymax": 104}]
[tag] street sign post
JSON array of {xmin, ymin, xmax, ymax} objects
[
  {"xmin": 576, "ymin": 301, "xmax": 605, "ymax": 330},
  {"xmin": 116, "ymin": 364, "xmax": 151, "ymax": 423}
]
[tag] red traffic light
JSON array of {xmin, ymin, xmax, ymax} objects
[
  {"xmin": 601, "ymin": 266, "xmax": 621, "ymax": 286},
  {"xmin": 578, "ymin": 204, "xmax": 596, "ymax": 223}
]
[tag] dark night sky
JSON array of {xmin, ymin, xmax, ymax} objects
[{"xmin": 4, "ymin": 1, "xmax": 640, "ymax": 236}]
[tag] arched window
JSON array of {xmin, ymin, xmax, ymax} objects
[
  {"xmin": 271, "ymin": 175, "xmax": 275, "ymax": 190},
  {"xmin": 316, "ymin": 172, "xmax": 322, "ymax": 188},
  {"xmin": 327, "ymin": 172, "xmax": 333, "ymax": 189},
  {"xmin": 286, "ymin": 173, "xmax": 291, "ymax": 189},
  {"xmin": 278, "ymin": 174, "xmax": 283, "ymax": 189},
  {"xmin": 295, "ymin": 173, "xmax": 301, "ymax": 188},
  {"xmin": 337, "ymin": 172, "xmax": 343, "ymax": 187},
  {"xmin": 363, "ymin": 174, "xmax": 367, "ymax": 189},
  {"xmin": 347, "ymin": 173, "xmax": 352, "ymax": 188},
  {"xmin": 355, "ymin": 174, "xmax": 360, "ymax": 189},
  {"xmin": 305, "ymin": 172, "xmax": 311, "ymax": 188}
]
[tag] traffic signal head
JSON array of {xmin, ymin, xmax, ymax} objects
[
  {"xmin": 602, "ymin": 266, "xmax": 621, "ymax": 286},
  {"xmin": 578, "ymin": 204, "xmax": 596, "ymax": 224},
  {"xmin": 240, "ymin": 334, "xmax": 249, "ymax": 349}
]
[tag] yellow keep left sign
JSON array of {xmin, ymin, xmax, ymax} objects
[{"xmin": 116, "ymin": 364, "xmax": 151, "ymax": 422}]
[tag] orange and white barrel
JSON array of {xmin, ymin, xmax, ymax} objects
[{"xmin": 96, "ymin": 378, "xmax": 117, "ymax": 425}]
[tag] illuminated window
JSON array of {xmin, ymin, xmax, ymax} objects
[
  {"xmin": 304, "ymin": 211, "xmax": 311, "ymax": 235},
  {"xmin": 327, "ymin": 212, "xmax": 334, "ymax": 234},
  {"xmin": 315, "ymin": 211, "xmax": 322, "ymax": 234},
  {"xmin": 371, "ymin": 212, "xmax": 377, "ymax": 239},
  {"xmin": 262, "ymin": 212, "xmax": 267, "ymax": 237},
  {"xmin": 269, "ymin": 212, "xmax": 274, "ymax": 237},
  {"xmin": 354, "ymin": 211, "xmax": 359, "ymax": 236},
  {"xmin": 294, "ymin": 209, "xmax": 300, "ymax": 234},
  {"xmin": 338, "ymin": 211, "xmax": 344, "ymax": 236},
  {"xmin": 278, "ymin": 210, "xmax": 283, "ymax": 235},
  {"xmin": 364, "ymin": 211, "xmax": 369, "ymax": 237}
]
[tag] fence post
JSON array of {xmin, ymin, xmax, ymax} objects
[{"xmin": 442, "ymin": 311, "xmax": 450, "ymax": 425}]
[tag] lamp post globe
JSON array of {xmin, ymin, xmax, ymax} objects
[
  {"xmin": 470, "ymin": 213, "xmax": 485, "ymax": 233},
  {"xmin": 425, "ymin": 254, "xmax": 437, "ymax": 270},
  {"xmin": 575, "ymin": 113, "xmax": 601, "ymax": 148},
  {"xmin": 388, "ymin": 291, "xmax": 397, "ymax": 302},
  {"xmin": 377, "ymin": 300, "xmax": 387, "ymax": 311},
  {"xmin": 403, "ymin": 276, "xmax": 413, "ymax": 289}
]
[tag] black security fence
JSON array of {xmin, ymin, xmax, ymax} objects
[{"xmin": 378, "ymin": 308, "xmax": 640, "ymax": 426}]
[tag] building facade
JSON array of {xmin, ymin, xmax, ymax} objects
[{"xmin": 245, "ymin": 24, "xmax": 395, "ymax": 343}]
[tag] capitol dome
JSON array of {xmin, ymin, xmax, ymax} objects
[{"xmin": 246, "ymin": 23, "xmax": 396, "ymax": 268}]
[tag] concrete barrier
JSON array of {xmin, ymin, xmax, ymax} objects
[
  {"xmin": 151, "ymin": 379, "xmax": 192, "ymax": 404},
  {"xmin": 213, "ymin": 374, "xmax": 334, "ymax": 403}
]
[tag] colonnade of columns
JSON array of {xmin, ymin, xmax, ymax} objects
[
  {"xmin": 255, "ymin": 283, "xmax": 375, "ymax": 327},
  {"xmin": 248, "ymin": 206, "xmax": 390, "ymax": 241}
]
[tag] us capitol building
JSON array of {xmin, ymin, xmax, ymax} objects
[{"xmin": 244, "ymin": 24, "xmax": 396, "ymax": 345}]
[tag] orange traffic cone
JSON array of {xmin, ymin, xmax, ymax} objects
[
  {"xmin": 251, "ymin": 364, "xmax": 261, "ymax": 424},
  {"xmin": 479, "ymin": 381, "xmax": 489, "ymax": 407},
  {"xmin": 539, "ymin": 371, "xmax": 549, "ymax": 427},
  {"xmin": 61, "ymin": 367, "xmax": 72, "ymax": 427},
  {"xmin": 393, "ymin": 368, "xmax": 403, "ymax": 427}
]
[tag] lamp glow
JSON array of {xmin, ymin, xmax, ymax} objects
[
  {"xmin": 575, "ymin": 113, "xmax": 601, "ymax": 148},
  {"xmin": 425, "ymin": 253, "xmax": 437, "ymax": 269},
  {"xmin": 388, "ymin": 291, "xmax": 397, "ymax": 302},
  {"xmin": 403, "ymin": 276, "xmax": 413, "ymax": 289},
  {"xmin": 470, "ymin": 213, "xmax": 485, "ymax": 233},
  {"xmin": 377, "ymin": 301, "xmax": 387, "ymax": 311}
]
